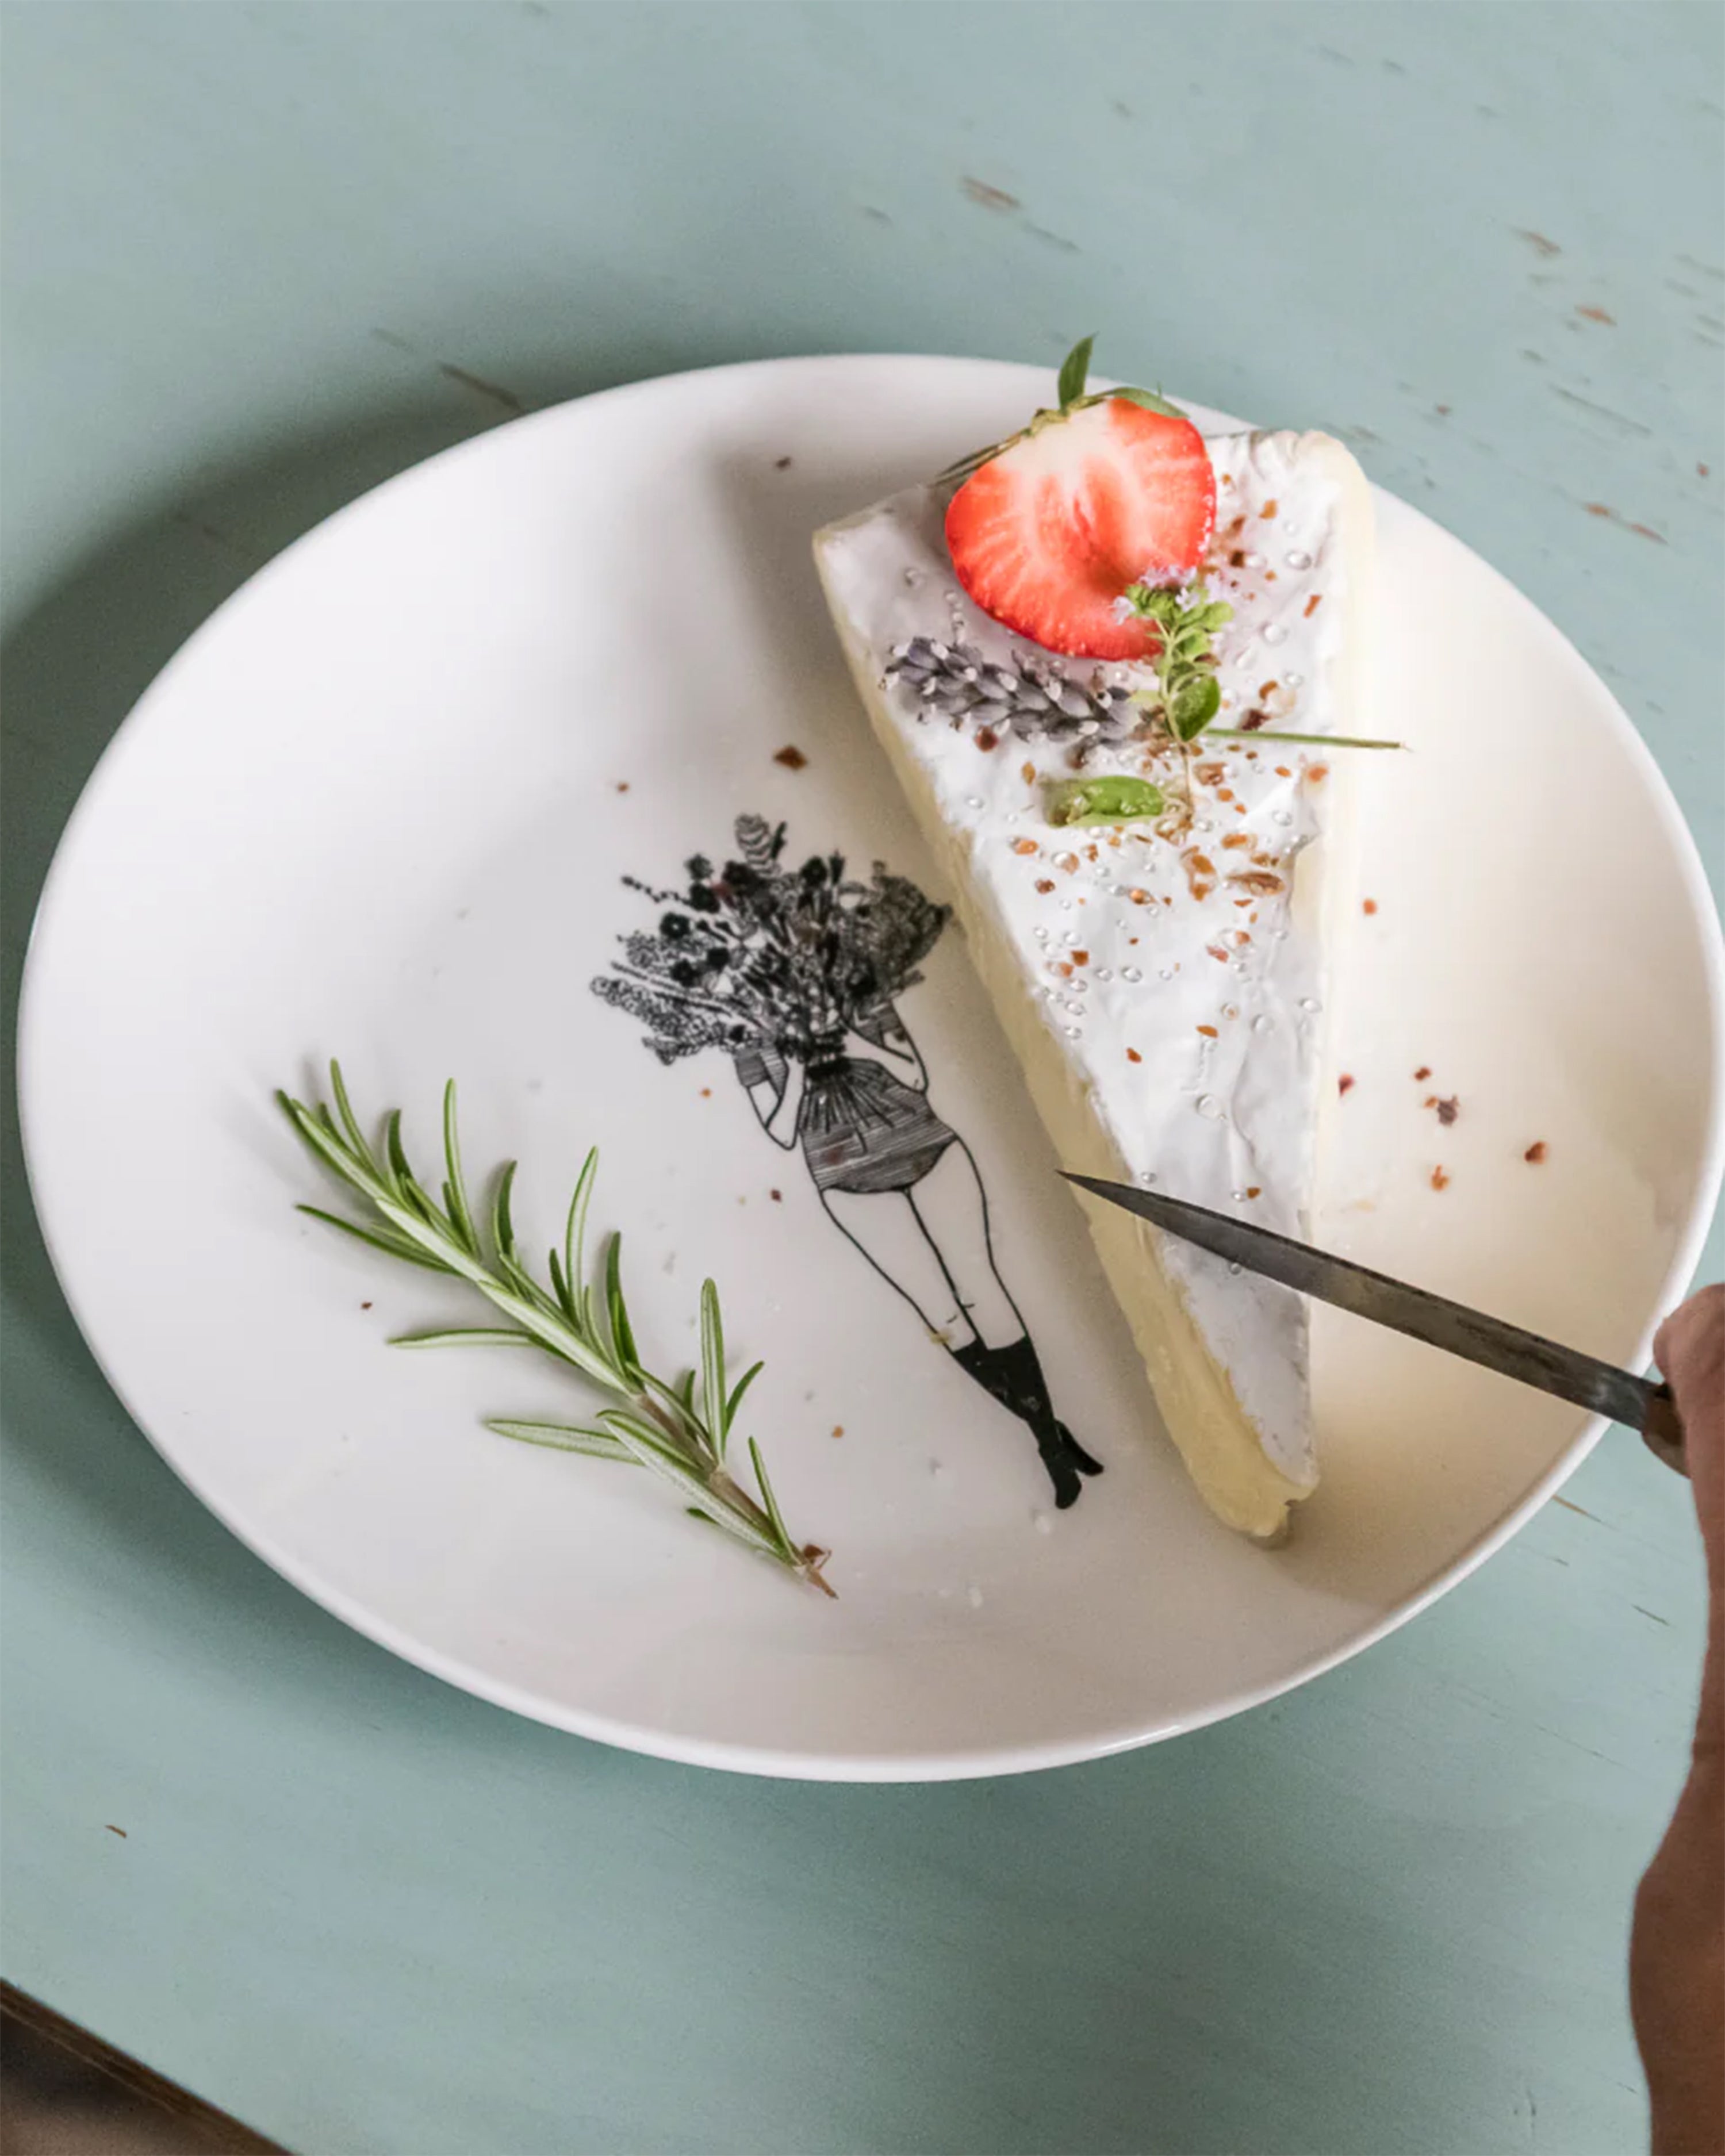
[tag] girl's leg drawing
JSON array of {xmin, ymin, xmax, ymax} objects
[{"xmin": 823, "ymin": 1143, "xmax": 1102, "ymax": 1508}]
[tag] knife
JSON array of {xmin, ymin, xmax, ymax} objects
[{"xmin": 1061, "ymin": 1173, "xmax": 1687, "ymax": 1474}]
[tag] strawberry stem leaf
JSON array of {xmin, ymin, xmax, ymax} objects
[{"xmin": 1056, "ymin": 334, "xmax": 1095, "ymax": 412}]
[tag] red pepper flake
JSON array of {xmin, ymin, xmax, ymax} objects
[
  {"xmin": 1013, "ymin": 838, "xmax": 1038, "ymax": 855},
  {"xmin": 773, "ymin": 745, "xmax": 808, "ymax": 770},
  {"xmin": 1034, "ymin": 877, "xmax": 1056, "ymax": 893},
  {"xmin": 1304, "ymin": 593, "xmax": 1322, "ymax": 618},
  {"xmin": 1413, "ymin": 1065, "xmax": 1432, "ymax": 1081},
  {"xmin": 1197, "ymin": 1024, "xmax": 1218, "ymax": 1038},
  {"xmin": 1338, "ymin": 1074, "xmax": 1355, "ymax": 1096},
  {"xmin": 1072, "ymin": 949, "xmax": 1090, "ymax": 965},
  {"xmin": 1233, "ymin": 897, "xmax": 1253, "ymax": 908},
  {"xmin": 1245, "ymin": 1185, "xmax": 1261, "ymax": 1199},
  {"xmin": 975, "ymin": 726, "xmax": 1000, "ymax": 751},
  {"xmin": 1126, "ymin": 1048, "xmax": 1142, "ymax": 1064},
  {"xmin": 1306, "ymin": 764, "xmax": 1329, "ymax": 785},
  {"xmin": 1524, "ymin": 1141, "xmax": 1548, "ymax": 1164},
  {"xmin": 1430, "ymin": 1165, "xmax": 1451, "ymax": 1191},
  {"xmin": 1362, "ymin": 897, "xmax": 1378, "ymax": 915},
  {"xmin": 1216, "ymin": 787, "xmax": 1236, "ymax": 803},
  {"xmin": 1206, "ymin": 944, "xmax": 1230, "ymax": 963},
  {"xmin": 1260, "ymin": 497, "xmax": 1279, "ymax": 519},
  {"xmin": 1259, "ymin": 681, "xmax": 1279, "ymax": 699},
  {"xmin": 1275, "ymin": 765, "xmax": 1293, "ymax": 778},
  {"xmin": 1129, "ymin": 887, "xmax": 1151, "ymax": 904}
]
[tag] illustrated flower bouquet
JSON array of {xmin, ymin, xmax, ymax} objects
[{"xmin": 593, "ymin": 814, "xmax": 949, "ymax": 1069}]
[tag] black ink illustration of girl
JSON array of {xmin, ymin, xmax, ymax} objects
[{"xmin": 593, "ymin": 815, "xmax": 1102, "ymax": 1506}]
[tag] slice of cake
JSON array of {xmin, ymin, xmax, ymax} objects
[{"xmin": 814, "ymin": 346, "xmax": 1377, "ymax": 1540}]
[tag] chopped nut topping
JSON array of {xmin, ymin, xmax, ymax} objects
[
  {"xmin": 1034, "ymin": 877, "xmax": 1055, "ymax": 893},
  {"xmin": 1413, "ymin": 1065, "xmax": 1432, "ymax": 1081},
  {"xmin": 1228, "ymin": 869, "xmax": 1286, "ymax": 896},
  {"xmin": 1362, "ymin": 898, "xmax": 1378, "ymax": 916},
  {"xmin": 1021, "ymin": 761, "xmax": 1036, "ymax": 784},
  {"xmin": 975, "ymin": 727, "xmax": 1000, "ymax": 751},
  {"xmin": 1197, "ymin": 1024, "xmax": 1218, "ymax": 1038},
  {"xmin": 1430, "ymin": 1165, "xmax": 1451, "ymax": 1191},
  {"xmin": 773, "ymin": 745, "xmax": 808, "ymax": 770},
  {"xmin": 1126, "ymin": 1048, "xmax": 1142, "ymax": 1064},
  {"xmin": 1013, "ymin": 838, "xmax": 1038, "ymax": 855}
]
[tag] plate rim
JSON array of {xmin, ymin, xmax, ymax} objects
[{"xmin": 18, "ymin": 352, "xmax": 1725, "ymax": 1781}]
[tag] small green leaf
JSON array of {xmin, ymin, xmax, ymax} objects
[
  {"xmin": 605, "ymin": 1232, "xmax": 639, "ymax": 1374},
  {"xmin": 565, "ymin": 1147, "xmax": 598, "ymax": 1299},
  {"xmin": 1045, "ymin": 775, "xmax": 1167, "ymax": 827},
  {"xmin": 1110, "ymin": 385, "xmax": 1187, "ymax": 420},
  {"xmin": 699, "ymin": 1279, "xmax": 727, "ymax": 1456},
  {"xmin": 489, "ymin": 1158, "xmax": 519, "ymax": 1263},
  {"xmin": 393, "ymin": 1326, "xmax": 539, "ymax": 1349},
  {"xmin": 1056, "ymin": 334, "xmax": 1095, "ymax": 412},
  {"xmin": 486, "ymin": 1418, "xmax": 628, "ymax": 1460},
  {"xmin": 1170, "ymin": 675, "xmax": 1222, "ymax": 742},
  {"xmin": 724, "ymin": 1360, "xmax": 764, "ymax": 1436},
  {"xmin": 295, "ymin": 1204, "xmax": 451, "ymax": 1273}
]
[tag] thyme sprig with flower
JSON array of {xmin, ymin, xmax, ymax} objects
[
  {"xmin": 279, "ymin": 1063, "xmax": 834, "ymax": 1596},
  {"xmin": 1120, "ymin": 574, "xmax": 1402, "ymax": 754}
]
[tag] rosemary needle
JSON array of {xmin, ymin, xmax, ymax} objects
[{"xmin": 279, "ymin": 1062, "xmax": 834, "ymax": 1597}]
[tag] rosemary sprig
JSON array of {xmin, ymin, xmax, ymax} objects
[{"xmin": 278, "ymin": 1064, "xmax": 834, "ymax": 1597}]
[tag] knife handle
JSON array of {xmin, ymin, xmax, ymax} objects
[{"xmin": 1640, "ymin": 1383, "xmax": 1688, "ymax": 1478}]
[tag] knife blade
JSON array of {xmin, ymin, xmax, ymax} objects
[{"xmin": 1061, "ymin": 1173, "xmax": 1686, "ymax": 1472}]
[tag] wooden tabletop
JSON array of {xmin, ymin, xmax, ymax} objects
[{"xmin": 3, "ymin": 6, "xmax": 1720, "ymax": 2150}]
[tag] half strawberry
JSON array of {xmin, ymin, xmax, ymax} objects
[{"xmin": 942, "ymin": 341, "xmax": 1216, "ymax": 663}]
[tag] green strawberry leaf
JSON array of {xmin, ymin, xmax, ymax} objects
[{"xmin": 1056, "ymin": 335, "xmax": 1096, "ymax": 412}]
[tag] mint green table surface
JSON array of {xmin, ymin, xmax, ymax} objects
[{"xmin": 3, "ymin": 6, "xmax": 1720, "ymax": 2151}]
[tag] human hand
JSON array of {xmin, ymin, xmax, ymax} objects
[{"xmin": 1631, "ymin": 1284, "xmax": 1722, "ymax": 2155}]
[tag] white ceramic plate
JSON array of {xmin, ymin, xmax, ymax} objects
[{"xmin": 21, "ymin": 358, "xmax": 1724, "ymax": 1780}]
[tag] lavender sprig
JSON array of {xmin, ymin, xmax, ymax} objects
[{"xmin": 884, "ymin": 637, "xmax": 1142, "ymax": 746}]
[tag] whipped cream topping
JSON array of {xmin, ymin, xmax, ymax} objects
[{"xmin": 816, "ymin": 432, "xmax": 1364, "ymax": 1480}]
